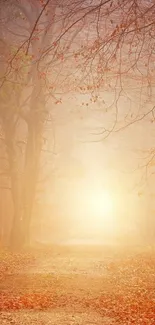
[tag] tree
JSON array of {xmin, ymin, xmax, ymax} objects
[{"xmin": 0, "ymin": 0, "xmax": 52, "ymax": 247}]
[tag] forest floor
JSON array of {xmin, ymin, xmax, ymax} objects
[{"xmin": 0, "ymin": 244, "xmax": 155, "ymax": 324}]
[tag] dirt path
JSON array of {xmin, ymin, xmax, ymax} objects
[
  {"xmin": 0, "ymin": 309, "xmax": 115, "ymax": 325},
  {"xmin": 26, "ymin": 255, "xmax": 109, "ymax": 276}
]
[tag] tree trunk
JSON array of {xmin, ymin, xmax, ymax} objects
[
  {"xmin": 22, "ymin": 97, "xmax": 44, "ymax": 246},
  {"xmin": 3, "ymin": 69, "xmax": 45, "ymax": 248},
  {"xmin": 21, "ymin": 125, "xmax": 37, "ymax": 246},
  {"xmin": 4, "ymin": 120, "xmax": 23, "ymax": 249}
]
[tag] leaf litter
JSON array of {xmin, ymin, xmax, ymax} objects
[{"xmin": 0, "ymin": 246, "xmax": 154, "ymax": 324}]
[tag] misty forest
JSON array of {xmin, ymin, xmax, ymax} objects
[{"xmin": 0, "ymin": 1, "xmax": 155, "ymax": 324}]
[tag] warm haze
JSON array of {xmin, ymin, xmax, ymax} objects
[{"xmin": 0, "ymin": 0, "xmax": 155, "ymax": 324}]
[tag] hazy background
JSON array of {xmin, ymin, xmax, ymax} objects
[{"xmin": 31, "ymin": 84, "xmax": 155, "ymax": 245}]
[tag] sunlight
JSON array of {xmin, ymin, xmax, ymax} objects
[
  {"xmin": 70, "ymin": 184, "xmax": 117, "ymax": 238},
  {"xmin": 82, "ymin": 188, "xmax": 116, "ymax": 231},
  {"xmin": 89, "ymin": 189, "xmax": 114, "ymax": 218}
]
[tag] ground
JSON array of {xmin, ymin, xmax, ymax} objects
[{"xmin": 0, "ymin": 244, "xmax": 155, "ymax": 324}]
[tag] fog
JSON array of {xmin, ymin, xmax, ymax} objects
[{"xmin": 30, "ymin": 87, "xmax": 155, "ymax": 246}]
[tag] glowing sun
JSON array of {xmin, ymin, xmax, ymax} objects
[
  {"xmin": 89, "ymin": 190, "xmax": 114, "ymax": 217},
  {"xmin": 71, "ymin": 185, "xmax": 116, "ymax": 236}
]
